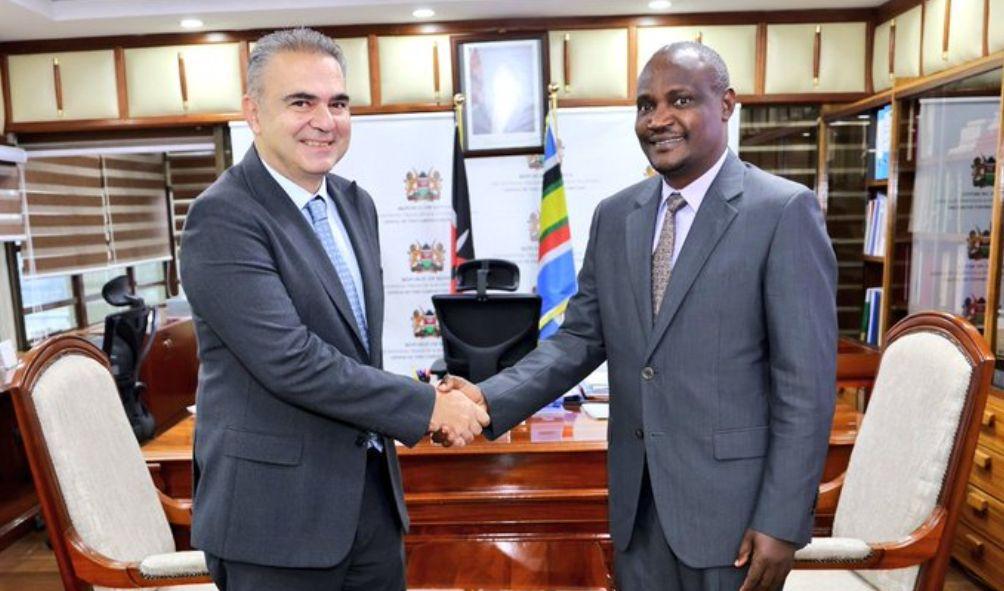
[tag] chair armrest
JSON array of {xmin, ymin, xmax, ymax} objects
[
  {"xmin": 66, "ymin": 527, "xmax": 213, "ymax": 588},
  {"xmin": 158, "ymin": 489, "xmax": 192, "ymax": 526},
  {"xmin": 794, "ymin": 537, "xmax": 872, "ymax": 561},
  {"xmin": 816, "ymin": 472, "xmax": 844, "ymax": 515},
  {"xmin": 795, "ymin": 506, "xmax": 946, "ymax": 570},
  {"xmin": 139, "ymin": 550, "xmax": 209, "ymax": 579}
]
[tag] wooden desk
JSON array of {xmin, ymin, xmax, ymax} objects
[
  {"xmin": 837, "ymin": 337, "xmax": 881, "ymax": 389},
  {"xmin": 143, "ymin": 405, "xmax": 860, "ymax": 590}
]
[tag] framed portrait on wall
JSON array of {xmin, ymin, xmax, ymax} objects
[{"xmin": 452, "ymin": 33, "xmax": 548, "ymax": 156}]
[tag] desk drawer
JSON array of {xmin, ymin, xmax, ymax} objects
[
  {"xmin": 978, "ymin": 394, "xmax": 1004, "ymax": 456},
  {"xmin": 971, "ymin": 444, "xmax": 1004, "ymax": 498},
  {"xmin": 960, "ymin": 484, "xmax": 1004, "ymax": 544},
  {"xmin": 953, "ymin": 521, "xmax": 1004, "ymax": 590}
]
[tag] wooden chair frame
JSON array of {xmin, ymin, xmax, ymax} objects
[
  {"xmin": 6, "ymin": 334, "xmax": 211, "ymax": 590},
  {"xmin": 795, "ymin": 311, "xmax": 995, "ymax": 591}
]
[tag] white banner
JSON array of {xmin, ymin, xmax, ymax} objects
[
  {"xmin": 909, "ymin": 97, "xmax": 1000, "ymax": 329},
  {"xmin": 229, "ymin": 105, "xmax": 741, "ymax": 376}
]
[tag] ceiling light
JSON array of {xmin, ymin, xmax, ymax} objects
[
  {"xmin": 413, "ymin": 8, "xmax": 435, "ymax": 18},
  {"xmin": 180, "ymin": 18, "xmax": 204, "ymax": 29},
  {"xmin": 648, "ymin": 0, "xmax": 672, "ymax": 9}
]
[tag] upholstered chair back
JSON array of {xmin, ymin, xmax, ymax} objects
[
  {"xmin": 31, "ymin": 351, "xmax": 177, "ymax": 590},
  {"xmin": 832, "ymin": 330, "xmax": 973, "ymax": 591}
]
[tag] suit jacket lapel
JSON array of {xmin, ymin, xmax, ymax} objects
[
  {"xmin": 240, "ymin": 148, "xmax": 370, "ymax": 358},
  {"xmin": 625, "ymin": 177, "xmax": 662, "ymax": 340},
  {"xmin": 328, "ymin": 178, "xmax": 383, "ymax": 362},
  {"xmin": 646, "ymin": 152, "xmax": 744, "ymax": 360}
]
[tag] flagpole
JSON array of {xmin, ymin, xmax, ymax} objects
[
  {"xmin": 547, "ymin": 83, "xmax": 559, "ymax": 140},
  {"xmin": 453, "ymin": 93, "xmax": 465, "ymax": 150}
]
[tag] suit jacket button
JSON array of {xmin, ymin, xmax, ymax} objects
[
  {"xmin": 635, "ymin": 428, "xmax": 644, "ymax": 439},
  {"xmin": 641, "ymin": 367, "xmax": 655, "ymax": 380}
]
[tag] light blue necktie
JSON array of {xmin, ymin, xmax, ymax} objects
[
  {"xmin": 305, "ymin": 196, "xmax": 370, "ymax": 354},
  {"xmin": 305, "ymin": 196, "xmax": 382, "ymax": 452}
]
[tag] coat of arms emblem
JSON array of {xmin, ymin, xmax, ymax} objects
[
  {"xmin": 408, "ymin": 241, "xmax": 446, "ymax": 273},
  {"xmin": 404, "ymin": 168, "xmax": 443, "ymax": 201},
  {"xmin": 411, "ymin": 309, "xmax": 441, "ymax": 338}
]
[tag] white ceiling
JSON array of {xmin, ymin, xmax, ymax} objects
[{"xmin": 0, "ymin": 0, "xmax": 885, "ymax": 42}]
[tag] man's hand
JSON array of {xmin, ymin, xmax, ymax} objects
[
  {"xmin": 735, "ymin": 529, "xmax": 795, "ymax": 591},
  {"xmin": 432, "ymin": 375, "xmax": 488, "ymax": 447},
  {"xmin": 436, "ymin": 374, "xmax": 487, "ymax": 410},
  {"xmin": 428, "ymin": 388, "xmax": 489, "ymax": 447}
]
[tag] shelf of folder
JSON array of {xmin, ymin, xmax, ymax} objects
[{"xmin": 861, "ymin": 254, "xmax": 885, "ymax": 264}]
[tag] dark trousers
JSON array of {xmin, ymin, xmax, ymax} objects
[
  {"xmin": 614, "ymin": 466, "xmax": 750, "ymax": 591},
  {"xmin": 206, "ymin": 449, "xmax": 405, "ymax": 591}
]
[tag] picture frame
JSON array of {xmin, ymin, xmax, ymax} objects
[{"xmin": 452, "ymin": 33, "xmax": 548, "ymax": 157}]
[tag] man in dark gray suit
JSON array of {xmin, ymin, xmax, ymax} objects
[
  {"xmin": 181, "ymin": 28, "xmax": 488, "ymax": 591},
  {"xmin": 440, "ymin": 42, "xmax": 837, "ymax": 591}
]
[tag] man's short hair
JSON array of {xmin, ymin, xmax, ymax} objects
[
  {"xmin": 247, "ymin": 28, "xmax": 346, "ymax": 98},
  {"xmin": 652, "ymin": 41, "xmax": 731, "ymax": 93}
]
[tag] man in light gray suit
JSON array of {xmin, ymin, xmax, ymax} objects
[
  {"xmin": 440, "ymin": 42, "xmax": 837, "ymax": 590},
  {"xmin": 181, "ymin": 28, "xmax": 488, "ymax": 591}
]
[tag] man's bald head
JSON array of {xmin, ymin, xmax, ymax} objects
[{"xmin": 641, "ymin": 42, "xmax": 731, "ymax": 94}]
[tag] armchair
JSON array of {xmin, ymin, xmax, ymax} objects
[
  {"xmin": 786, "ymin": 312, "xmax": 994, "ymax": 591},
  {"xmin": 7, "ymin": 335, "xmax": 215, "ymax": 590}
]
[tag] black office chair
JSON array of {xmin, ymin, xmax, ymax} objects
[
  {"xmin": 432, "ymin": 259, "xmax": 541, "ymax": 383},
  {"xmin": 100, "ymin": 275, "xmax": 158, "ymax": 442}
]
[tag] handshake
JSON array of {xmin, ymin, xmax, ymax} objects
[{"xmin": 427, "ymin": 375, "xmax": 489, "ymax": 447}]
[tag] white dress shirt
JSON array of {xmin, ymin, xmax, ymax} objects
[
  {"xmin": 652, "ymin": 149, "xmax": 730, "ymax": 265},
  {"xmin": 260, "ymin": 160, "xmax": 366, "ymax": 313}
]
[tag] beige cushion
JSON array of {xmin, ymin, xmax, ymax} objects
[
  {"xmin": 32, "ymin": 354, "xmax": 214, "ymax": 590},
  {"xmin": 794, "ymin": 537, "xmax": 871, "ymax": 561},
  {"xmin": 785, "ymin": 570, "xmax": 877, "ymax": 590},
  {"xmin": 140, "ymin": 551, "xmax": 209, "ymax": 579},
  {"xmin": 832, "ymin": 330, "xmax": 972, "ymax": 591}
]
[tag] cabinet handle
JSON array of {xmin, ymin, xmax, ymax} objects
[
  {"xmin": 562, "ymin": 33, "xmax": 571, "ymax": 93},
  {"xmin": 974, "ymin": 450, "xmax": 992, "ymax": 470},
  {"xmin": 982, "ymin": 411, "xmax": 996, "ymax": 428},
  {"xmin": 966, "ymin": 492, "xmax": 989, "ymax": 515},
  {"xmin": 942, "ymin": 0, "xmax": 951, "ymax": 61},
  {"xmin": 177, "ymin": 52, "xmax": 189, "ymax": 111},
  {"xmin": 432, "ymin": 41, "xmax": 440, "ymax": 105},
  {"xmin": 812, "ymin": 25, "xmax": 821, "ymax": 87},
  {"xmin": 965, "ymin": 534, "xmax": 984, "ymax": 558},
  {"xmin": 52, "ymin": 57, "xmax": 64, "ymax": 117},
  {"xmin": 888, "ymin": 19, "xmax": 896, "ymax": 80}
]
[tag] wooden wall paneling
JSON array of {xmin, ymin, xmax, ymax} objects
[
  {"xmin": 548, "ymin": 29, "xmax": 629, "ymax": 101},
  {"xmin": 989, "ymin": 0, "xmax": 1004, "ymax": 54},
  {"xmin": 636, "ymin": 25, "xmax": 758, "ymax": 95},
  {"xmin": 877, "ymin": 0, "xmax": 924, "ymax": 23}
]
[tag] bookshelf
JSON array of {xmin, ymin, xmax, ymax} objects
[{"xmin": 819, "ymin": 103, "xmax": 889, "ymax": 343}]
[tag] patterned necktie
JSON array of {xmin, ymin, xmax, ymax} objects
[
  {"xmin": 652, "ymin": 192, "xmax": 687, "ymax": 318},
  {"xmin": 305, "ymin": 196, "xmax": 382, "ymax": 452},
  {"xmin": 305, "ymin": 196, "xmax": 369, "ymax": 353}
]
